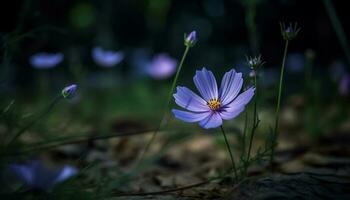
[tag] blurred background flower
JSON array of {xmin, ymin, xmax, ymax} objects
[
  {"xmin": 9, "ymin": 160, "xmax": 77, "ymax": 191},
  {"xmin": 339, "ymin": 74, "xmax": 350, "ymax": 96},
  {"xmin": 146, "ymin": 53, "xmax": 177, "ymax": 80},
  {"xmin": 329, "ymin": 60, "xmax": 347, "ymax": 82},
  {"xmin": 29, "ymin": 53, "xmax": 64, "ymax": 69},
  {"xmin": 91, "ymin": 47, "xmax": 124, "ymax": 68},
  {"xmin": 286, "ymin": 53, "xmax": 305, "ymax": 73}
]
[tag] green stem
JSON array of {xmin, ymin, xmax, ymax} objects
[
  {"xmin": 304, "ymin": 50, "xmax": 315, "ymax": 97},
  {"xmin": 136, "ymin": 46, "xmax": 191, "ymax": 164},
  {"xmin": 246, "ymin": 74, "xmax": 258, "ymax": 163},
  {"xmin": 270, "ymin": 39, "xmax": 289, "ymax": 164},
  {"xmin": 241, "ymin": 112, "xmax": 248, "ymax": 158},
  {"xmin": 322, "ymin": 0, "xmax": 350, "ymax": 66},
  {"xmin": 245, "ymin": 3, "xmax": 259, "ymax": 54},
  {"xmin": 220, "ymin": 125, "xmax": 238, "ymax": 180},
  {"xmin": 8, "ymin": 95, "xmax": 62, "ymax": 145},
  {"xmin": 241, "ymin": 112, "xmax": 248, "ymax": 175}
]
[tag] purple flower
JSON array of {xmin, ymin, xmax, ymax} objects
[
  {"xmin": 30, "ymin": 53, "xmax": 63, "ymax": 69},
  {"xmin": 92, "ymin": 47, "xmax": 124, "ymax": 67},
  {"xmin": 339, "ymin": 74, "xmax": 350, "ymax": 96},
  {"xmin": 147, "ymin": 53, "xmax": 177, "ymax": 80},
  {"xmin": 9, "ymin": 160, "xmax": 77, "ymax": 190},
  {"xmin": 172, "ymin": 68, "xmax": 255, "ymax": 129},
  {"xmin": 184, "ymin": 31, "xmax": 197, "ymax": 47},
  {"xmin": 62, "ymin": 84, "xmax": 77, "ymax": 99}
]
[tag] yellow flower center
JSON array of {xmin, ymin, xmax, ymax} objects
[{"xmin": 207, "ymin": 99, "xmax": 221, "ymax": 110}]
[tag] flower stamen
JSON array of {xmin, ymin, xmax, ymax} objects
[{"xmin": 207, "ymin": 99, "xmax": 221, "ymax": 110}]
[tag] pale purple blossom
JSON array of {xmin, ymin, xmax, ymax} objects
[
  {"xmin": 172, "ymin": 68, "xmax": 255, "ymax": 129},
  {"xmin": 92, "ymin": 47, "xmax": 124, "ymax": 67},
  {"xmin": 147, "ymin": 53, "xmax": 177, "ymax": 80},
  {"xmin": 30, "ymin": 53, "xmax": 63, "ymax": 69},
  {"xmin": 9, "ymin": 160, "xmax": 77, "ymax": 190},
  {"xmin": 339, "ymin": 74, "xmax": 350, "ymax": 96}
]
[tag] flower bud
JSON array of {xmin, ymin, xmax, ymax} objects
[
  {"xmin": 280, "ymin": 22, "xmax": 300, "ymax": 41},
  {"xmin": 184, "ymin": 31, "xmax": 197, "ymax": 47},
  {"xmin": 62, "ymin": 84, "xmax": 77, "ymax": 99},
  {"xmin": 246, "ymin": 55, "xmax": 264, "ymax": 69}
]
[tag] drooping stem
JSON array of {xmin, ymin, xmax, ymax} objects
[
  {"xmin": 246, "ymin": 74, "xmax": 259, "ymax": 163},
  {"xmin": 220, "ymin": 125, "xmax": 238, "ymax": 180},
  {"xmin": 8, "ymin": 95, "xmax": 63, "ymax": 145},
  {"xmin": 136, "ymin": 46, "xmax": 191, "ymax": 164},
  {"xmin": 322, "ymin": 0, "xmax": 350, "ymax": 66},
  {"xmin": 270, "ymin": 39, "xmax": 289, "ymax": 164}
]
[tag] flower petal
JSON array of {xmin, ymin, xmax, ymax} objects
[
  {"xmin": 199, "ymin": 112, "xmax": 223, "ymax": 129},
  {"xmin": 54, "ymin": 166, "xmax": 78, "ymax": 184},
  {"xmin": 9, "ymin": 165, "xmax": 34, "ymax": 185},
  {"xmin": 219, "ymin": 69, "xmax": 243, "ymax": 105},
  {"xmin": 220, "ymin": 87, "xmax": 255, "ymax": 120},
  {"xmin": 172, "ymin": 109, "xmax": 210, "ymax": 122},
  {"xmin": 174, "ymin": 86, "xmax": 209, "ymax": 112},
  {"xmin": 193, "ymin": 68, "xmax": 218, "ymax": 101},
  {"xmin": 220, "ymin": 106, "xmax": 245, "ymax": 120}
]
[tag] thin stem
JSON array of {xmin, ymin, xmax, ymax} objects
[
  {"xmin": 270, "ymin": 39, "xmax": 289, "ymax": 164},
  {"xmin": 241, "ymin": 112, "xmax": 248, "ymax": 158},
  {"xmin": 7, "ymin": 95, "xmax": 62, "ymax": 145},
  {"xmin": 136, "ymin": 46, "xmax": 191, "ymax": 164},
  {"xmin": 322, "ymin": 0, "xmax": 350, "ymax": 66},
  {"xmin": 246, "ymin": 74, "xmax": 259, "ymax": 162},
  {"xmin": 245, "ymin": 3, "xmax": 259, "ymax": 54},
  {"xmin": 241, "ymin": 112, "xmax": 248, "ymax": 175},
  {"xmin": 304, "ymin": 50, "xmax": 315, "ymax": 98},
  {"xmin": 220, "ymin": 125, "xmax": 238, "ymax": 180}
]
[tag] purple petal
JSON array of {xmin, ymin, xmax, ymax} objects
[
  {"xmin": 219, "ymin": 69, "xmax": 243, "ymax": 105},
  {"xmin": 220, "ymin": 87, "xmax": 255, "ymax": 120},
  {"xmin": 54, "ymin": 166, "xmax": 78, "ymax": 184},
  {"xmin": 220, "ymin": 106, "xmax": 245, "ymax": 120},
  {"xmin": 9, "ymin": 165, "xmax": 34, "ymax": 185},
  {"xmin": 193, "ymin": 68, "xmax": 218, "ymax": 101},
  {"xmin": 172, "ymin": 109, "xmax": 210, "ymax": 122},
  {"xmin": 199, "ymin": 112, "xmax": 223, "ymax": 129},
  {"xmin": 174, "ymin": 86, "xmax": 209, "ymax": 112}
]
